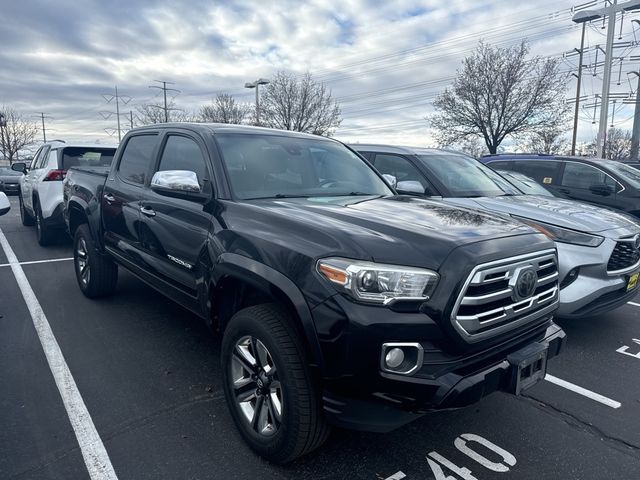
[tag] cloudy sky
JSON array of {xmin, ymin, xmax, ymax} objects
[{"xmin": 2, "ymin": 0, "xmax": 639, "ymax": 149}]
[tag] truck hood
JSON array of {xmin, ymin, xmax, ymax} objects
[
  {"xmin": 235, "ymin": 195, "xmax": 538, "ymax": 270},
  {"xmin": 442, "ymin": 195, "xmax": 640, "ymax": 234}
]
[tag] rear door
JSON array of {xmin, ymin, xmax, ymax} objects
[
  {"xmin": 22, "ymin": 145, "xmax": 50, "ymax": 213},
  {"xmin": 138, "ymin": 131, "xmax": 213, "ymax": 300},
  {"xmin": 556, "ymin": 160, "xmax": 624, "ymax": 209},
  {"xmin": 102, "ymin": 133, "xmax": 159, "ymax": 267}
]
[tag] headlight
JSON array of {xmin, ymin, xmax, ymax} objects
[
  {"xmin": 317, "ymin": 257, "xmax": 439, "ymax": 305},
  {"xmin": 513, "ymin": 217, "xmax": 604, "ymax": 247}
]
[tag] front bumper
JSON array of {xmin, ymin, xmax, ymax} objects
[
  {"xmin": 322, "ymin": 321, "xmax": 565, "ymax": 432},
  {"xmin": 556, "ymin": 239, "xmax": 639, "ymax": 318}
]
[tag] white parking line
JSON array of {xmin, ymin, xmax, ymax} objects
[
  {"xmin": 627, "ymin": 301, "xmax": 640, "ymax": 307},
  {"xmin": 0, "ymin": 228, "xmax": 118, "ymax": 480},
  {"xmin": 544, "ymin": 374, "xmax": 621, "ymax": 409},
  {"xmin": 0, "ymin": 257, "xmax": 73, "ymax": 268}
]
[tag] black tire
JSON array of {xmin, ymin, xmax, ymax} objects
[
  {"xmin": 221, "ymin": 303, "xmax": 330, "ymax": 464},
  {"xmin": 73, "ymin": 224, "xmax": 118, "ymax": 298},
  {"xmin": 34, "ymin": 201, "xmax": 56, "ymax": 246},
  {"xmin": 19, "ymin": 194, "xmax": 35, "ymax": 226}
]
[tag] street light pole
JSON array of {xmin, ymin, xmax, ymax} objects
[
  {"xmin": 571, "ymin": 22, "xmax": 586, "ymax": 156},
  {"xmin": 244, "ymin": 78, "xmax": 270, "ymax": 126}
]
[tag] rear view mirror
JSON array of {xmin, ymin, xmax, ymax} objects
[
  {"xmin": 382, "ymin": 174, "xmax": 397, "ymax": 189},
  {"xmin": 396, "ymin": 180, "xmax": 427, "ymax": 195},
  {"xmin": 0, "ymin": 192, "xmax": 10, "ymax": 216},
  {"xmin": 589, "ymin": 184, "xmax": 613, "ymax": 196},
  {"xmin": 11, "ymin": 162, "xmax": 27, "ymax": 174},
  {"xmin": 150, "ymin": 170, "xmax": 207, "ymax": 201}
]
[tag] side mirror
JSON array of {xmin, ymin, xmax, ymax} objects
[
  {"xmin": 382, "ymin": 174, "xmax": 397, "ymax": 189},
  {"xmin": 589, "ymin": 183, "xmax": 613, "ymax": 196},
  {"xmin": 0, "ymin": 192, "xmax": 10, "ymax": 216},
  {"xmin": 150, "ymin": 170, "xmax": 204, "ymax": 200},
  {"xmin": 396, "ymin": 180, "xmax": 427, "ymax": 195},
  {"xmin": 11, "ymin": 162, "xmax": 27, "ymax": 174}
]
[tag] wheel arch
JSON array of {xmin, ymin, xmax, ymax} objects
[{"xmin": 211, "ymin": 253, "xmax": 324, "ymax": 371}]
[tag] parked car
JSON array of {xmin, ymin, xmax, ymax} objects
[
  {"xmin": 496, "ymin": 170, "xmax": 555, "ymax": 197},
  {"xmin": 480, "ymin": 154, "xmax": 640, "ymax": 217},
  {"xmin": 11, "ymin": 141, "xmax": 116, "ymax": 245},
  {"xmin": 0, "ymin": 191, "xmax": 10, "ymax": 216},
  {"xmin": 351, "ymin": 144, "xmax": 640, "ymax": 319},
  {"xmin": 64, "ymin": 123, "xmax": 564, "ymax": 463},
  {"xmin": 0, "ymin": 167, "xmax": 23, "ymax": 195}
]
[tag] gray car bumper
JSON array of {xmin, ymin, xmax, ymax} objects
[{"xmin": 556, "ymin": 238, "xmax": 639, "ymax": 318}]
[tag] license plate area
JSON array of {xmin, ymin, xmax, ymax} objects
[
  {"xmin": 627, "ymin": 272, "xmax": 639, "ymax": 292},
  {"xmin": 507, "ymin": 342, "xmax": 548, "ymax": 395}
]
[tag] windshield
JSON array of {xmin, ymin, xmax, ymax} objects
[
  {"xmin": 416, "ymin": 152, "xmax": 518, "ymax": 197},
  {"xmin": 497, "ymin": 170, "xmax": 553, "ymax": 196},
  {"xmin": 604, "ymin": 161, "xmax": 640, "ymax": 189},
  {"xmin": 62, "ymin": 147, "xmax": 115, "ymax": 170},
  {"xmin": 0, "ymin": 167, "xmax": 22, "ymax": 176},
  {"xmin": 216, "ymin": 134, "xmax": 392, "ymax": 200}
]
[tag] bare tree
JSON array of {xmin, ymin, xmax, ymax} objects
[
  {"xmin": 519, "ymin": 125, "xmax": 570, "ymax": 154},
  {"xmin": 260, "ymin": 71, "xmax": 342, "ymax": 136},
  {"xmin": 0, "ymin": 106, "xmax": 39, "ymax": 164},
  {"xmin": 198, "ymin": 94, "xmax": 251, "ymax": 124},
  {"xmin": 440, "ymin": 137, "xmax": 489, "ymax": 159},
  {"xmin": 135, "ymin": 100, "xmax": 193, "ymax": 125},
  {"xmin": 430, "ymin": 40, "xmax": 569, "ymax": 154},
  {"xmin": 603, "ymin": 128, "xmax": 631, "ymax": 161}
]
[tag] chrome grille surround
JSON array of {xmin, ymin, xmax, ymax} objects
[
  {"xmin": 451, "ymin": 249, "xmax": 559, "ymax": 343},
  {"xmin": 607, "ymin": 236, "xmax": 640, "ymax": 275}
]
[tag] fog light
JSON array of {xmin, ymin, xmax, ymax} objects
[
  {"xmin": 381, "ymin": 342, "xmax": 424, "ymax": 375},
  {"xmin": 385, "ymin": 348, "xmax": 405, "ymax": 369},
  {"xmin": 560, "ymin": 267, "xmax": 579, "ymax": 289}
]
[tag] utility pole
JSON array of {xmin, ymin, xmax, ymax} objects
[
  {"xmin": 573, "ymin": 0, "xmax": 640, "ymax": 158},
  {"xmin": 571, "ymin": 23, "xmax": 586, "ymax": 156},
  {"xmin": 629, "ymin": 71, "xmax": 640, "ymax": 160},
  {"xmin": 101, "ymin": 86, "xmax": 131, "ymax": 142},
  {"xmin": 149, "ymin": 80, "xmax": 180, "ymax": 123},
  {"xmin": 32, "ymin": 112, "xmax": 51, "ymax": 143},
  {"xmin": 244, "ymin": 78, "xmax": 270, "ymax": 126},
  {"xmin": 130, "ymin": 110, "xmax": 134, "ymax": 129}
]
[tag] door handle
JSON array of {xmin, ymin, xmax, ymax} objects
[
  {"xmin": 103, "ymin": 193, "xmax": 115, "ymax": 204},
  {"xmin": 140, "ymin": 206, "xmax": 156, "ymax": 217}
]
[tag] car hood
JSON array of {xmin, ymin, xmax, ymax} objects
[
  {"xmin": 442, "ymin": 195, "xmax": 640, "ymax": 234},
  {"xmin": 229, "ymin": 195, "xmax": 539, "ymax": 270},
  {"xmin": 0, "ymin": 175, "xmax": 21, "ymax": 183}
]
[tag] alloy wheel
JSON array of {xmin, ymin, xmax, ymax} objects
[
  {"xmin": 230, "ymin": 336, "xmax": 283, "ymax": 437},
  {"xmin": 76, "ymin": 238, "xmax": 91, "ymax": 286}
]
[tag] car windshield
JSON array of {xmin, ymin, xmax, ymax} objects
[
  {"xmin": 215, "ymin": 133, "xmax": 392, "ymax": 200},
  {"xmin": 0, "ymin": 167, "xmax": 23, "ymax": 176},
  {"xmin": 62, "ymin": 147, "xmax": 115, "ymax": 170},
  {"xmin": 604, "ymin": 161, "xmax": 640, "ymax": 189},
  {"xmin": 416, "ymin": 152, "xmax": 519, "ymax": 197},
  {"xmin": 497, "ymin": 170, "xmax": 553, "ymax": 196}
]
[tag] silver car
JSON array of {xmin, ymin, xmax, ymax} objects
[{"xmin": 351, "ymin": 144, "xmax": 640, "ymax": 318}]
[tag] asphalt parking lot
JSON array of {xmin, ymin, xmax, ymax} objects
[{"xmin": 1, "ymin": 194, "xmax": 639, "ymax": 480}]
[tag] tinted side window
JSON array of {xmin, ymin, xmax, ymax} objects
[
  {"xmin": 157, "ymin": 135, "xmax": 208, "ymax": 187},
  {"xmin": 561, "ymin": 162, "xmax": 619, "ymax": 190},
  {"xmin": 486, "ymin": 160, "xmax": 513, "ymax": 170},
  {"xmin": 118, "ymin": 135, "xmax": 157, "ymax": 185},
  {"xmin": 44, "ymin": 149, "xmax": 58, "ymax": 168},
  {"xmin": 509, "ymin": 160, "xmax": 560, "ymax": 185},
  {"xmin": 374, "ymin": 154, "xmax": 427, "ymax": 188}
]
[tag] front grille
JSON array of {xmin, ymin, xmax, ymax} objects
[
  {"xmin": 451, "ymin": 249, "xmax": 559, "ymax": 342},
  {"xmin": 607, "ymin": 238, "xmax": 640, "ymax": 273}
]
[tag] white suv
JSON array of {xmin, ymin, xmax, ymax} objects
[{"xmin": 12, "ymin": 141, "xmax": 116, "ymax": 245}]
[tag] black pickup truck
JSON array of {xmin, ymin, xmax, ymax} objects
[{"xmin": 63, "ymin": 123, "xmax": 565, "ymax": 463}]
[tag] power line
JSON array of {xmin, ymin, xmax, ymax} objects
[
  {"xmin": 32, "ymin": 112, "xmax": 51, "ymax": 142},
  {"xmin": 149, "ymin": 80, "xmax": 181, "ymax": 122}
]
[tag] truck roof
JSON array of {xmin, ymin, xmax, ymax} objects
[{"xmin": 131, "ymin": 123, "xmax": 336, "ymax": 141}]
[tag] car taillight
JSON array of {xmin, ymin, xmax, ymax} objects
[{"xmin": 43, "ymin": 169, "xmax": 67, "ymax": 181}]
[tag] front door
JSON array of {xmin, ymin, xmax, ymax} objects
[
  {"xmin": 556, "ymin": 161, "xmax": 624, "ymax": 210},
  {"xmin": 138, "ymin": 132, "xmax": 213, "ymax": 298}
]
